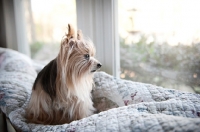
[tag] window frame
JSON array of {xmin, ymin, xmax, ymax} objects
[
  {"xmin": 76, "ymin": 0, "xmax": 120, "ymax": 77},
  {"xmin": 0, "ymin": 0, "xmax": 30, "ymax": 56}
]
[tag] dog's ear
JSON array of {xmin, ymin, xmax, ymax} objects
[
  {"xmin": 67, "ymin": 24, "xmax": 76, "ymax": 40},
  {"xmin": 77, "ymin": 30, "xmax": 83, "ymax": 40},
  {"xmin": 62, "ymin": 24, "xmax": 77, "ymax": 47}
]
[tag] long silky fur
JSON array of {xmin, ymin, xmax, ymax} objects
[{"xmin": 25, "ymin": 24, "xmax": 100, "ymax": 125}]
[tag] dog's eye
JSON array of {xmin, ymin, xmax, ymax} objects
[{"xmin": 84, "ymin": 54, "xmax": 90, "ymax": 60}]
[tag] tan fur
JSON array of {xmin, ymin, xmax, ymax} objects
[{"xmin": 26, "ymin": 24, "xmax": 101, "ymax": 125}]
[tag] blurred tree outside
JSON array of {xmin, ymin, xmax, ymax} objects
[
  {"xmin": 120, "ymin": 35, "xmax": 200, "ymax": 93},
  {"xmin": 119, "ymin": 0, "xmax": 200, "ymax": 93}
]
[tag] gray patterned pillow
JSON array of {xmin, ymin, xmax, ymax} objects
[{"xmin": 0, "ymin": 48, "xmax": 36, "ymax": 116}]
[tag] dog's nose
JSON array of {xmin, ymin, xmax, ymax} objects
[{"xmin": 97, "ymin": 63, "xmax": 102, "ymax": 68}]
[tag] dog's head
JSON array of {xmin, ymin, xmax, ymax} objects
[{"xmin": 57, "ymin": 24, "xmax": 101, "ymax": 86}]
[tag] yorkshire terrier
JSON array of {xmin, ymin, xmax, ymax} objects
[{"xmin": 25, "ymin": 24, "xmax": 102, "ymax": 125}]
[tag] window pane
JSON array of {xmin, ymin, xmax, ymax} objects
[
  {"xmin": 24, "ymin": 0, "xmax": 77, "ymax": 64},
  {"xmin": 119, "ymin": 0, "xmax": 200, "ymax": 93}
]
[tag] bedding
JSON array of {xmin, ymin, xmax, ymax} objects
[{"xmin": 0, "ymin": 47, "xmax": 200, "ymax": 132}]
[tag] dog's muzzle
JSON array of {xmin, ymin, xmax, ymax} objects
[{"xmin": 91, "ymin": 63, "xmax": 102, "ymax": 72}]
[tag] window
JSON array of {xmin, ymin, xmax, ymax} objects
[
  {"xmin": 119, "ymin": 0, "xmax": 200, "ymax": 93},
  {"xmin": 3, "ymin": 0, "xmax": 199, "ymax": 93}
]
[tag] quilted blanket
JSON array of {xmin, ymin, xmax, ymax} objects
[{"xmin": 0, "ymin": 47, "xmax": 200, "ymax": 132}]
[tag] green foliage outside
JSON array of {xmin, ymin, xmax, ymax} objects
[
  {"xmin": 120, "ymin": 35, "xmax": 200, "ymax": 93},
  {"xmin": 30, "ymin": 41, "xmax": 44, "ymax": 58},
  {"xmin": 30, "ymin": 42, "xmax": 60, "ymax": 64}
]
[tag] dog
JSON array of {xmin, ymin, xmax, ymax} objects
[{"xmin": 25, "ymin": 24, "xmax": 102, "ymax": 125}]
